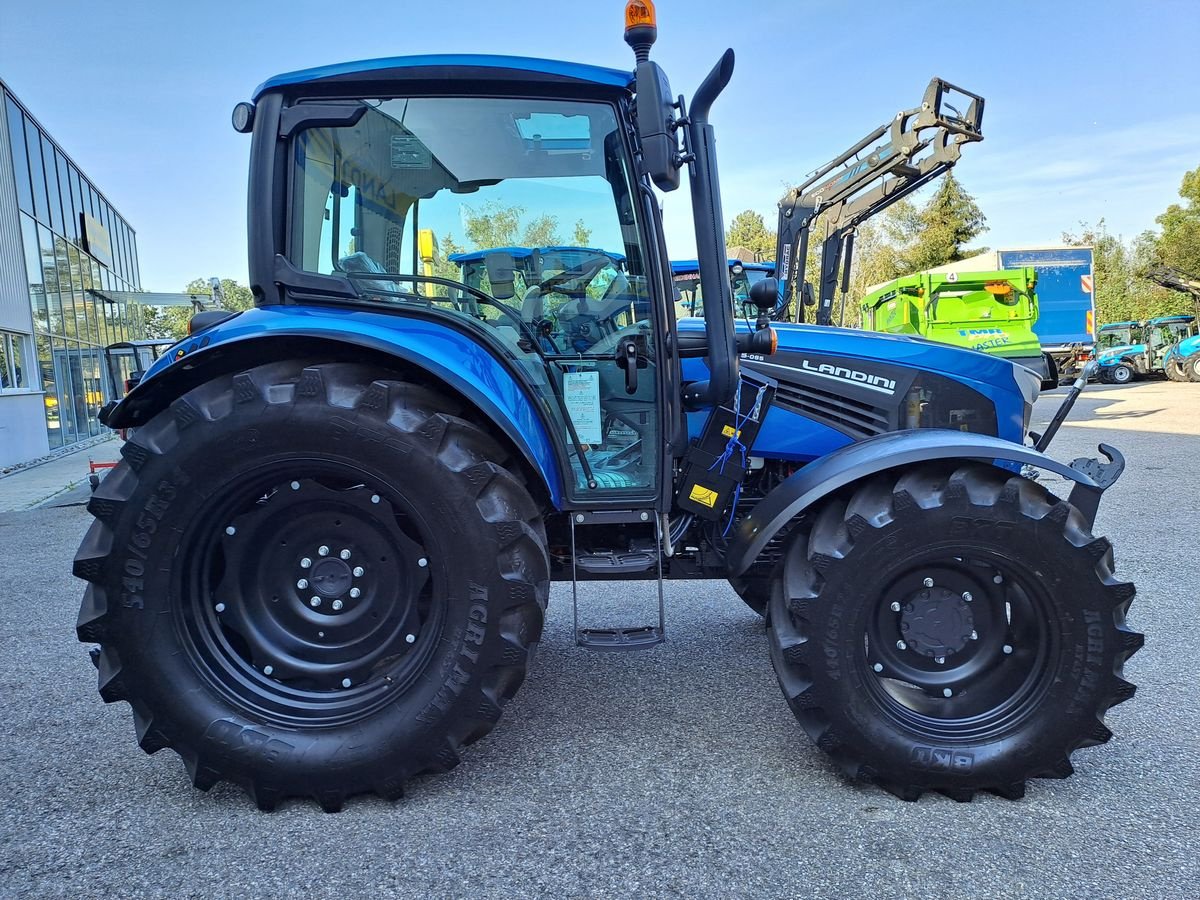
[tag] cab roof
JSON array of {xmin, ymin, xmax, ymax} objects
[
  {"xmin": 1147, "ymin": 315, "xmax": 1195, "ymax": 324},
  {"xmin": 1101, "ymin": 321, "xmax": 1139, "ymax": 329},
  {"xmin": 254, "ymin": 54, "xmax": 633, "ymax": 99}
]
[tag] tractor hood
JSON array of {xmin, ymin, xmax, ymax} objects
[
  {"xmin": 1097, "ymin": 343, "xmax": 1145, "ymax": 364},
  {"xmin": 677, "ymin": 318, "xmax": 1039, "ymax": 460}
]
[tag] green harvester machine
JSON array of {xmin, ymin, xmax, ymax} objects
[{"xmin": 860, "ymin": 267, "xmax": 1055, "ymax": 385}]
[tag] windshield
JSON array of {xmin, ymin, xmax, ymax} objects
[
  {"xmin": 288, "ymin": 95, "xmax": 659, "ymax": 498},
  {"xmin": 1098, "ymin": 327, "xmax": 1134, "ymax": 349},
  {"xmin": 289, "ymin": 96, "xmax": 651, "ymax": 352},
  {"xmin": 674, "ymin": 267, "xmax": 771, "ymax": 319}
]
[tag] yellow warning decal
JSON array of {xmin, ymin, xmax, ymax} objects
[
  {"xmin": 721, "ymin": 425, "xmax": 741, "ymax": 438},
  {"xmin": 689, "ymin": 484, "xmax": 719, "ymax": 508}
]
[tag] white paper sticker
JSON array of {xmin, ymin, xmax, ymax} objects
[{"xmin": 563, "ymin": 370, "xmax": 602, "ymax": 445}]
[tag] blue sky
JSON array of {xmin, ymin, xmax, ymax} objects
[{"xmin": 2, "ymin": 0, "xmax": 1197, "ymax": 291}]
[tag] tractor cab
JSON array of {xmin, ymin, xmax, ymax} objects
[
  {"xmin": 1146, "ymin": 315, "xmax": 1197, "ymax": 354},
  {"xmin": 1096, "ymin": 321, "xmax": 1142, "ymax": 353},
  {"xmin": 101, "ymin": 339, "xmax": 177, "ymax": 398},
  {"xmin": 671, "ymin": 259, "xmax": 776, "ymax": 319}
]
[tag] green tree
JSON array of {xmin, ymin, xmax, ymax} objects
[
  {"xmin": 1154, "ymin": 164, "xmax": 1200, "ymax": 275},
  {"xmin": 142, "ymin": 278, "xmax": 256, "ymax": 341},
  {"xmin": 1062, "ymin": 221, "xmax": 1176, "ymax": 324},
  {"xmin": 725, "ymin": 209, "xmax": 776, "ymax": 259},
  {"xmin": 461, "ymin": 201, "xmax": 562, "ymax": 250},
  {"xmin": 572, "ymin": 219, "xmax": 593, "ymax": 247},
  {"xmin": 902, "ymin": 174, "xmax": 987, "ymax": 271}
]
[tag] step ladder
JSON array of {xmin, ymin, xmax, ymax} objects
[{"xmin": 569, "ymin": 509, "xmax": 666, "ymax": 651}]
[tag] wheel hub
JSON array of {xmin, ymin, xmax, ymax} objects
[
  {"xmin": 310, "ymin": 556, "xmax": 353, "ymax": 598},
  {"xmin": 900, "ymin": 587, "xmax": 976, "ymax": 659}
]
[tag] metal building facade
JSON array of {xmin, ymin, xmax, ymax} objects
[{"xmin": 0, "ymin": 77, "xmax": 144, "ymax": 468}]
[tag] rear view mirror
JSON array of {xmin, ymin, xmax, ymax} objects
[
  {"xmin": 485, "ymin": 252, "xmax": 516, "ymax": 300},
  {"xmin": 634, "ymin": 61, "xmax": 680, "ymax": 192},
  {"xmin": 801, "ymin": 282, "xmax": 816, "ymax": 306}
]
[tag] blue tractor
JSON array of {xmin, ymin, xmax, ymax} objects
[
  {"xmin": 75, "ymin": 4, "xmax": 1140, "ymax": 809},
  {"xmin": 1096, "ymin": 315, "xmax": 1199, "ymax": 383}
]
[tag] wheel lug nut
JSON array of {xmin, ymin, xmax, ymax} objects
[
  {"xmin": 341, "ymin": 678, "xmax": 352, "ymax": 688},
  {"xmin": 1003, "ymin": 644, "xmax": 1013, "ymax": 654},
  {"xmin": 290, "ymin": 481, "xmax": 300, "ymax": 491},
  {"xmin": 263, "ymin": 665, "xmax": 274, "ymax": 675},
  {"xmin": 417, "ymin": 557, "xmax": 428, "ymax": 568},
  {"xmin": 993, "ymin": 574, "xmax": 1003, "ymax": 584},
  {"xmin": 405, "ymin": 634, "xmax": 416, "ymax": 644},
  {"xmin": 970, "ymin": 630, "xmax": 978, "ymax": 641},
  {"xmin": 310, "ymin": 596, "xmax": 322, "ymax": 607},
  {"xmin": 962, "ymin": 591, "xmax": 973, "ymax": 602},
  {"xmin": 300, "ymin": 558, "xmax": 312, "ymax": 569},
  {"xmin": 225, "ymin": 526, "xmax": 237, "ymax": 536},
  {"xmin": 349, "ymin": 587, "xmax": 361, "ymax": 599},
  {"xmin": 935, "ymin": 657, "xmax": 945, "ymax": 665},
  {"xmin": 943, "ymin": 688, "xmax": 953, "ymax": 698},
  {"xmin": 370, "ymin": 494, "xmax": 380, "ymax": 504},
  {"xmin": 923, "ymin": 577, "xmax": 934, "ymax": 588},
  {"xmin": 353, "ymin": 566, "xmax": 364, "ymax": 577},
  {"xmin": 214, "ymin": 603, "xmax": 226, "ymax": 613},
  {"xmin": 872, "ymin": 663, "xmax": 883, "ymax": 673},
  {"xmin": 318, "ymin": 631, "xmax": 325, "ymax": 638},
  {"xmin": 339, "ymin": 549, "xmax": 351, "ymax": 560},
  {"xmin": 896, "ymin": 640, "xmax": 907, "ymax": 651},
  {"xmin": 889, "ymin": 601, "xmax": 901, "ymax": 612},
  {"xmin": 297, "ymin": 578, "xmax": 309, "ymax": 589},
  {"xmin": 332, "ymin": 599, "xmax": 344, "ymax": 611},
  {"xmin": 318, "ymin": 545, "xmax": 330, "ymax": 556}
]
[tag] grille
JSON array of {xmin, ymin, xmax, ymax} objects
[{"xmin": 773, "ymin": 379, "xmax": 891, "ymax": 439}]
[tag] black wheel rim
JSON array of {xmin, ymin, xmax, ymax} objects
[
  {"xmin": 176, "ymin": 462, "xmax": 440, "ymax": 728},
  {"xmin": 862, "ymin": 548, "xmax": 1056, "ymax": 741}
]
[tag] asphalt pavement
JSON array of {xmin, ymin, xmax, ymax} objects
[{"xmin": 1, "ymin": 382, "xmax": 1197, "ymax": 898}]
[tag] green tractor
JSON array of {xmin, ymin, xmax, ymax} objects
[{"xmin": 861, "ymin": 267, "xmax": 1056, "ymax": 386}]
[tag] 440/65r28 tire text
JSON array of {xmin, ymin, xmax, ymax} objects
[
  {"xmin": 767, "ymin": 462, "xmax": 1143, "ymax": 801},
  {"xmin": 74, "ymin": 362, "xmax": 549, "ymax": 811}
]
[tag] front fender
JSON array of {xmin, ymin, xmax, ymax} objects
[
  {"xmin": 726, "ymin": 428, "xmax": 1120, "ymax": 577},
  {"xmin": 110, "ymin": 305, "xmax": 566, "ymax": 506}
]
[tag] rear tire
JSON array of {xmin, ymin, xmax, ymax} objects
[
  {"xmin": 1186, "ymin": 355, "xmax": 1200, "ymax": 383},
  {"xmin": 75, "ymin": 362, "xmax": 549, "ymax": 810},
  {"xmin": 766, "ymin": 463, "xmax": 1142, "ymax": 801}
]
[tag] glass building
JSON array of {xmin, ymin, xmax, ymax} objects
[{"xmin": 0, "ymin": 77, "xmax": 144, "ymax": 467}]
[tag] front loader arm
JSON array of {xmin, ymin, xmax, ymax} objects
[{"xmin": 773, "ymin": 78, "xmax": 984, "ymax": 324}]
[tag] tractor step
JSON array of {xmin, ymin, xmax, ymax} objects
[
  {"xmin": 570, "ymin": 510, "xmax": 665, "ymax": 651},
  {"xmin": 575, "ymin": 549, "xmax": 657, "ymax": 575},
  {"xmin": 576, "ymin": 625, "xmax": 664, "ymax": 651}
]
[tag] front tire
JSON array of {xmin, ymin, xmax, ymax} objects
[
  {"xmin": 1109, "ymin": 362, "xmax": 1134, "ymax": 384},
  {"xmin": 75, "ymin": 362, "xmax": 549, "ymax": 810},
  {"xmin": 766, "ymin": 463, "xmax": 1142, "ymax": 800}
]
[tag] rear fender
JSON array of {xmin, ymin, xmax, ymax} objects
[
  {"xmin": 726, "ymin": 428, "xmax": 1123, "ymax": 576},
  {"xmin": 108, "ymin": 305, "xmax": 566, "ymax": 506}
]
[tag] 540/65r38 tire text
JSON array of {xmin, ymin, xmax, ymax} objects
[
  {"xmin": 766, "ymin": 462, "xmax": 1143, "ymax": 801},
  {"xmin": 74, "ymin": 362, "xmax": 549, "ymax": 811}
]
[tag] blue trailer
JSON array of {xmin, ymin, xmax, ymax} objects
[{"xmin": 996, "ymin": 247, "xmax": 1095, "ymax": 379}]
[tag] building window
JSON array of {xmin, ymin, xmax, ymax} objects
[
  {"xmin": 0, "ymin": 332, "xmax": 32, "ymax": 391},
  {"xmin": 5, "ymin": 94, "xmax": 34, "ymax": 214}
]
